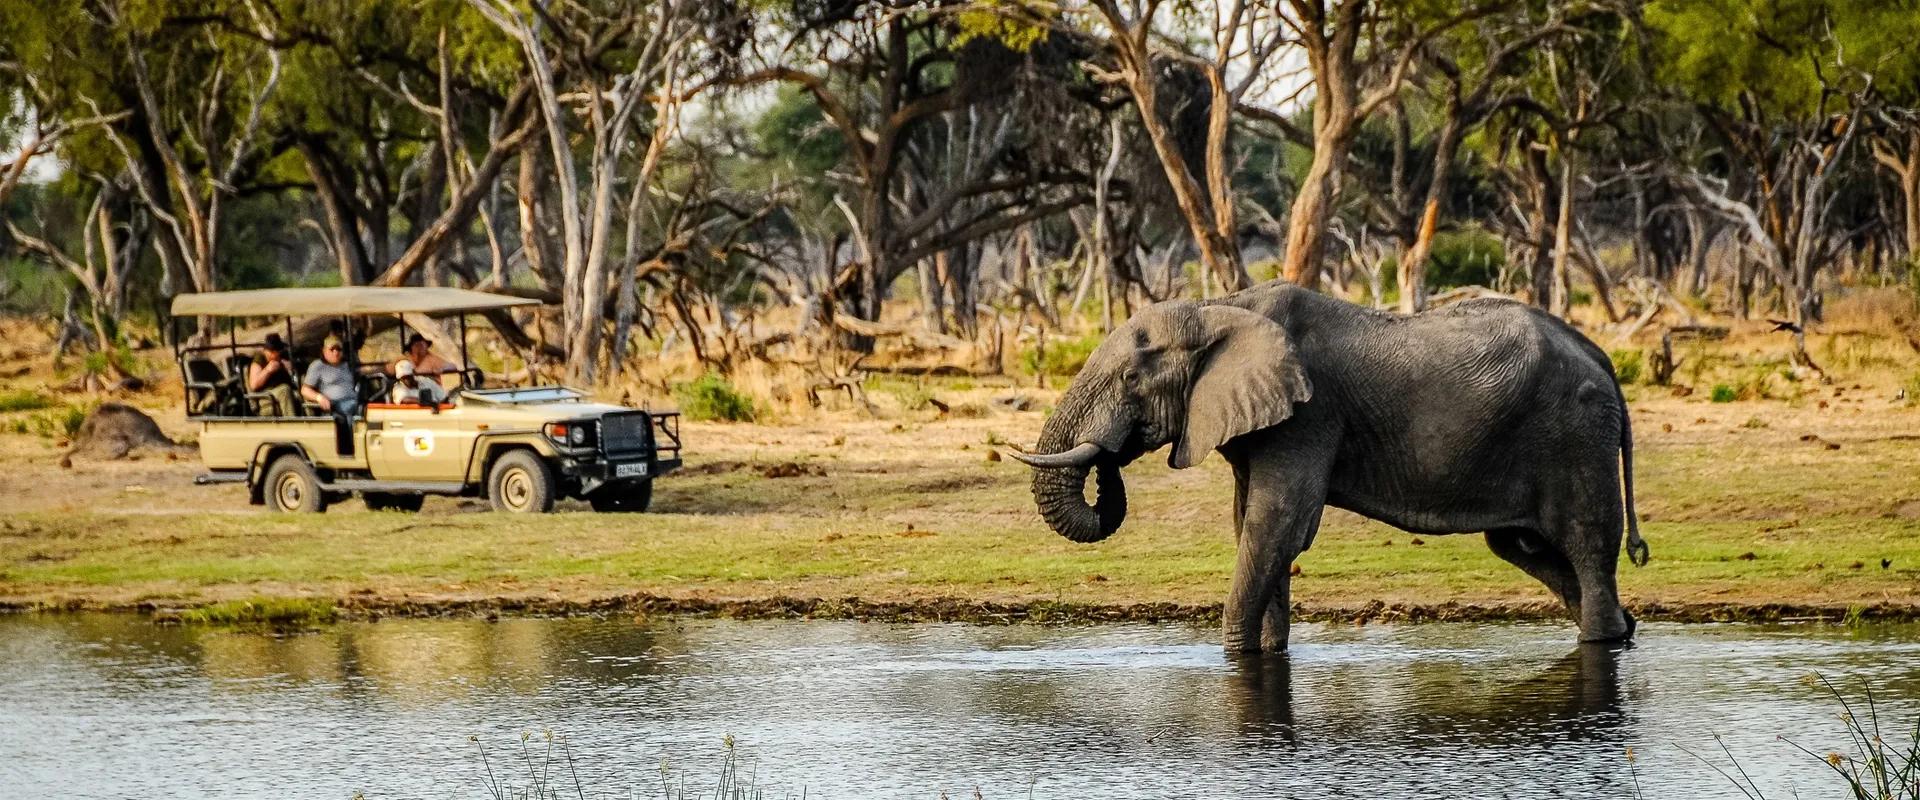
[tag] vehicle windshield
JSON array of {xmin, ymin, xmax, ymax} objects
[{"xmin": 463, "ymin": 386, "xmax": 585, "ymax": 404}]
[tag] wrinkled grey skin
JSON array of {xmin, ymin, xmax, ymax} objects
[{"xmin": 1024, "ymin": 281, "xmax": 1648, "ymax": 653}]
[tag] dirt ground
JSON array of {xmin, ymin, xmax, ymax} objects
[{"xmin": 2, "ymin": 308, "xmax": 1919, "ymax": 620}]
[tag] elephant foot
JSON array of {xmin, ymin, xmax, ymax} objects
[{"xmin": 1223, "ymin": 633, "xmax": 1267, "ymax": 654}]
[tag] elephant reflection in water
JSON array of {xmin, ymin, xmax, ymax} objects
[{"xmin": 1228, "ymin": 643, "xmax": 1630, "ymax": 743}]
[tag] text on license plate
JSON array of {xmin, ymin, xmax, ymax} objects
[{"xmin": 614, "ymin": 462, "xmax": 648, "ymax": 478}]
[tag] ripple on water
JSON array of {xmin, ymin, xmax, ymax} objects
[{"xmin": 2, "ymin": 615, "xmax": 1918, "ymax": 799}]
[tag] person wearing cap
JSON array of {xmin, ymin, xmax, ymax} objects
[
  {"xmin": 391, "ymin": 358, "xmax": 446, "ymax": 406},
  {"xmin": 246, "ymin": 333, "xmax": 299, "ymax": 416},
  {"xmin": 303, "ymin": 336, "xmax": 361, "ymax": 456},
  {"xmin": 390, "ymin": 332, "xmax": 456, "ymax": 389},
  {"xmin": 302, "ymin": 336, "xmax": 361, "ymax": 418}
]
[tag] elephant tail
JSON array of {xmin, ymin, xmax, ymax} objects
[{"xmin": 1622, "ymin": 408, "xmax": 1650, "ymax": 567}]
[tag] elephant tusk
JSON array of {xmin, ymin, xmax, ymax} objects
[{"xmin": 1006, "ymin": 442, "xmax": 1104, "ymax": 469}]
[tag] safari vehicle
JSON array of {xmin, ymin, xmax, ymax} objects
[{"xmin": 171, "ymin": 287, "xmax": 681, "ymax": 514}]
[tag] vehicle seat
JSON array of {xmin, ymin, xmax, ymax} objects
[
  {"xmin": 185, "ymin": 358, "xmax": 243, "ymax": 416},
  {"xmin": 359, "ymin": 373, "xmax": 393, "ymax": 408}
]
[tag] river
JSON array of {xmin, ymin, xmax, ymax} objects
[{"xmin": 3, "ymin": 614, "xmax": 1917, "ymax": 799}]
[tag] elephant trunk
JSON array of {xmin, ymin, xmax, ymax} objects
[
  {"xmin": 1029, "ymin": 393, "xmax": 1129, "ymax": 543},
  {"xmin": 1033, "ymin": 460, "xmax": 1128, "ymax": 543}
]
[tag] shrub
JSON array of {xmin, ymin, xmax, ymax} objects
[
  {"xmin": 0, "ymin": 391, "xmax": 54, "ymax": 413},
  {"xmin": 1609, "ymin": 349, "xmax": 1644, "ymax": 385},
  {"xmin": 884, "ymin": 381, "xmax": 936, "ymax": 411},
  {"xmin": 674, "ymin": 372, "xmax": 757, "ymax": 422},
  {"xmin": 1905, "ymin": 372, "xmax": 1920, "ymax": 407},
  {"xmin": 1021, "ymin": 332, "xmax": 1102, "ymax": 378},
  {"xmin": 17, "ymin": 404, "xmax": 91, "ymax": 438},
  {"xmin": 1425, "ymin": 229, "xmax": 1505, "ymax": 289},
  {"xmin": 1710, "ymin": 384, "xmax": 1737, "ymax": 403}
]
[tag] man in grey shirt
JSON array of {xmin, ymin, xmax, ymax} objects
[
  {"xmin": 301, "ymin": 337, "xmax": 360, "ymax": 417},
  {"xmin": 301, "ymin": 336, "xmax": 360, "ymax": 456}
]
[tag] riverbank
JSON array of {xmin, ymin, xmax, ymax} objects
[
  {"xmin": 5, "ymin": 310, "xmax": 1920, "ymax": 623},
  {"xmin": 16, "ymin": 591, "xmax": 1920, "ymax": 628},
  {"xmin": 5, "ymin": 391, "xmax": 1920, "ymax": 623}
]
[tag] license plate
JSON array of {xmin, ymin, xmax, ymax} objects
[{"xmin": 614, "ymin": 462, "xmax": 648, "ymax": 478}]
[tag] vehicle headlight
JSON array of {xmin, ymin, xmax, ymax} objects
[{"xmin": 543, "ymin": 421, "xmax": 595, "ymax": 448}]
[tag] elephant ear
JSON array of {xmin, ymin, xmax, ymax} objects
[{"xmin": 1170, "ymin": 305, "xmax": 1312, "ymax": 469}]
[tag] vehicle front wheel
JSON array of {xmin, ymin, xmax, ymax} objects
[
  {"xmin": 487, "ymin": 450, "xmax": 554, "ymax": 513},
  {"xmin": 363, "ymin": 492, "xmax": 425, "ymax": 513},
  {"xmin": 588, "ymin": 479, "xmax": 653, "ymax": 513},
  {"xmin": 264, "ymin": 454, "xmax": 327, "ymax": 514}
]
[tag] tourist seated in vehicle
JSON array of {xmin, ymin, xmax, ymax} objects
[
  {"xmin": 389, "ymin": 333, "xmax": 456, "ymax": 389},
  {"xmin": 302, "ymin": 336, "xmax": 361, "ymax": 456},
  {"xmin": 246, "ymin": 334, "xmax": 300, "ymax": 416},
  {"xmin": 302, "ymin": 336, "xmax": 361, "ymax": 417},
  {"xmin": 391, "ymin": 359, "xmax": 446, "ymax": 406}
]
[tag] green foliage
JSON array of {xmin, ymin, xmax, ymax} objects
[
  {"xmin": 1904, "ymin": 373, "xmax": 1920, "ymax": 407},
  {"xmin": 1021, "ymin": 332, "xmax": 1102, "ymax": 377},
  {"xmin": 180, "ymin": 597, "xmax": 339, "ymax": 629},
  {"xmin": 1648, "ymin": 0, "xmax": 1920, "ymax": 115},
  {"xmin": 674, "ymin": 372, "xmax": 757, "ymax": 422},
  {"xmin": 1609, "ymin": 349, "xmax": 1645, "ymax": 385},
  {"xmin": 13, "ymin": 403, "xmax": 90, "ymax": 438},
  {"xmin": 1711, "ymin": 384, "xmax": 1737, "ymax": 403},
  {"xmin": 754, "ymin": 84, "xmax": 846, "ymax": 180},
  {"xmin": 954, "ymin": 0, "xmax": 1049, "ymax": 50},
  {"xmin": 882, "ymin": 380, "xmax": 936, "ymax": 411},
  {"xmin": 1426, "ymin": 229, "xmax": 1505, "ymax": 289},
  {"xmin": 0, "ymin": 391, "xmax": 54, "ymax": 413},
  {"xmin": 78, "ymin": 346, "xmax": 140, "ymax": 379}
]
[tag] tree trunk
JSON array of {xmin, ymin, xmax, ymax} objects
[
  {"xmin": 1396, "ymin": 109, "xmax": 1463, "ymax": 314},
  {"xmin": 1550, "ymin": 147, "xmax": 1576, "ymax": 318},
  {"xmin": 1282, "ymin": 135, "xmax": 1349, "ymax": 291},
  {"xmin": 298, "ymin": 139, "xmax": 372, "ymax": 285}
]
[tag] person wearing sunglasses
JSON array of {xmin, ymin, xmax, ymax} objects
[{"xmin": 301, "ymin": 336, "xmax": 361, "ymax": 455}]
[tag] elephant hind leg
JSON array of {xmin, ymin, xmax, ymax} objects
[
  {"xmin": 1488, "ymin": 525, "xmax": 1634, "ymax": 642},
  {"xmin": 1486, "ymin": 527, "xmax": 1584, "ymax": 622}
]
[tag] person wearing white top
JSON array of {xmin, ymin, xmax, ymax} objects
[{"xmin": 392, "ymin": 359, "xmax": 446, "ymax": 405}]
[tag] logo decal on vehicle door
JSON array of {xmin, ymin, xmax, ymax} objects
[{"xmin": 404, "ymin": 429, "xmax": 435, "ymax": 457}]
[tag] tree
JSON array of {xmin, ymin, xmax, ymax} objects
[
  {"xmin": 1652, "ymin": 0, "xmax": 1911, "ymax": 332},
  {"xmin": 735, "ymin": 1, "xmax": 1103, "ymax": 350},
  {"xmin": 1278, "ymin": 0, "xmax": 1488, "ymax": 290}
]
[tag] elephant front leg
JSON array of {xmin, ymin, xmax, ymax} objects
[{"xmin": 1224, "ymin": 455, "xmax": 1329, "ymax": 654}]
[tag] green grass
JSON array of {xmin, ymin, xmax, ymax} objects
[
  {"xmin": 1021, "ymin": 332, "xmax": 1101, "ymax": 378},
  {"xmin": 1610, "ymin": 349, "xmax": 1644, "ymax": 385},
  {"xmin": 10, "ymin": 403, "xmax": 88, "ymax": 437},
  {"xmin": 5, "ymin": 394, "xmax": 1920, "ymax": 615},
  {"xmin": 0, "ymin": 391, "xmax": 54, "ymax": 412},
  {"xmin": 179, "ymin": 596, "xmax": 339, "ymax": 628}
]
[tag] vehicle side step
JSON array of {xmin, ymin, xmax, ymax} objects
[
  {"xmin": 195, "ymin": 471, "xmax": 249, "ymax": 485},
  {"xmin": 320, "ymin": 480, "xmax": 467, "ymax": 495}
]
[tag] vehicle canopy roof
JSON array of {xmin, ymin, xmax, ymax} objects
[{"xmin": 170, "ymin": 287, "xmax": 539, "ymax": 318}]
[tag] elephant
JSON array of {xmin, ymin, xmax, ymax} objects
[{"xmin": 1010, "ymin": 280, "xmax": 1649, "ymax": 653}]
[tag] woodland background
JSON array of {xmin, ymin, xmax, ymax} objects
[{"xmin": 5, "ymin": 0, "xmax": 1920, "ymax": 408}]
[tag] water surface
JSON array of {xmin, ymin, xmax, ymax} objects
[{"xmin": 3, "ymin": 614, "xmax": 1916, "ymax": 798}]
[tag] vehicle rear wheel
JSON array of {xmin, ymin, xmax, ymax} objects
[
  {"xmin": 264, "ymin": 454, "xmax": 327, "ymax": 514},
  {"xmin": 487, "ymin": 450, "xmax": 554, "ymax": 513},
  {"xmin": 363, "ymin": 492, "xmax": 425, "ymax": 513},
  {"xmin": 588, "ymin": 479, "xmax": 653, "ymax": 513}
]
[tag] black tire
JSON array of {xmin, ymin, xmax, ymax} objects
[
  {"xmin": 363, "ymin": 492, "xmax": 426, "ymax": 513},
  {"xmin": 264, "ymin": 454, "xmax": 327, "ymax": 514},
  {"xmin": 588, "ymin": 479, "xmax": 653, "ymax": 513},
  {"xmin": 487, "ymin": 450, "xmax": 555, "ymax": 513}
]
